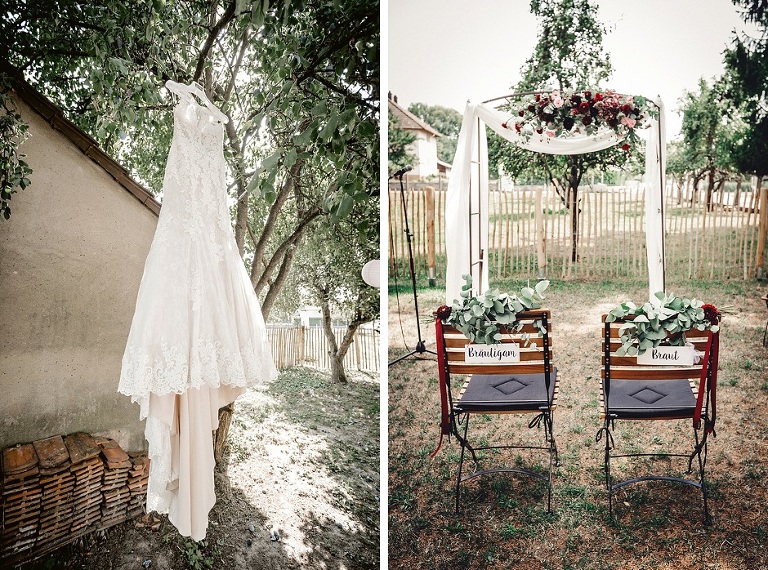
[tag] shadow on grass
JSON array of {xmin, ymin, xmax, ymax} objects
[{"xmin": 22, "ymin": 367, "xmax": 380, "ymax": 570}]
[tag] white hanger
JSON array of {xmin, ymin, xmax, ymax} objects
[{"xmin": 166, "ymin": 79, "xmax": 229, "ymax": 124}]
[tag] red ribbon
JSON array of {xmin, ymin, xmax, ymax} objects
[
  {"xmin": 430, "ymin": 319, "xmax": 451, "ymax": 458},
  {"xmin": 693, "ymin": 331, "xmax": 719, "ymax": 434}
]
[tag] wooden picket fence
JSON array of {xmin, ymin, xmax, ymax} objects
[
  {"xmin": 389, "ymin": 178, "xmax": 762, "ymax": 283},
  {"xmin": 267, "ymin": 325, "xmax": 380, "ymax": 372}
]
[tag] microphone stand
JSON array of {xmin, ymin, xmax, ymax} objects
[{"xmin": 389, "ymin": 169, "xmax": 436, "ymax": 366}]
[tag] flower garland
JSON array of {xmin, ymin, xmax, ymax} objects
[
  {"xmin": 435, "ymin": 275, "xmax": 549, "ymax": 344},
  {"xmin": 606, "ymin": 292, "xmax": 721, "ymax": 356},
  {"xmin": 501, "ymin": 90, "xmax": 655, "ymax": 150}
]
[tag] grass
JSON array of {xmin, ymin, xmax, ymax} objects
[{"xmin": 388, "ymin": 276, "xmax": 768, "ymax": 569}]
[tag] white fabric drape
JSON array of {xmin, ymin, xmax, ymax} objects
[{"xmin": 445, "ymin": 99, "xmax": 666, "ymax": 304}]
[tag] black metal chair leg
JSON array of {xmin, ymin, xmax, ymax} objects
[
  {"xmin": 454, "ymin": 417, "xmax": 471, "ymax": 514},
  {"xmin": 693, "ymin": 427, "xmax": 712, "ymax": 526},
  {"xmin": 544, "ymin": 412, "xmax": 556, "ymax": 513},
  {"xmin": 602, "ymin": 420, "xmax": 614, "ymax": 519}
]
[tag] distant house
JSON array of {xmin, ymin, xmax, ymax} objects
[
  {"xmin": 388, "ymin": 92, "xmax": 444, "ymax": 178},
  {"xmin": 0, "ymin": 61, "xmax": 159, "ymax": 452}
]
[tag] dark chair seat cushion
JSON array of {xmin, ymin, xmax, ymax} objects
[
  {"xmin": 455, "ymin": 368, "xmax": 558, "ymax": 412},
  {"xmin": 605, "ymin": 378, "xmax": 695, "ymax": 419}
]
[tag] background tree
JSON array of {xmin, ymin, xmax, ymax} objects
[
  {"xmin": 2, "ymin": 0, "xmax": 379, "ymax": 459},
  {"xmin": 407, "ymin": 102, "xmax": 462, "ymax": 163},
  {"xmin": 677, "ymin": 78, "xmax": 741, "ymax": 211},
  {"xmin": 1, "ymin": 0, "xmax": 379, "ymax": 319},
  {"xmin": 723, "ymin": 0, "xmax": 768, "ymax": 276},
  {"xmin": 288, "ymin": 197, "xmax": 379, "ymax": 383},
  {"xmin": 388, "ymin": 115, "xmax": 417, "ymax": 174},
  {"xmin": 490, "ymin": 0, "xmax": 641, "ymax": 263}
]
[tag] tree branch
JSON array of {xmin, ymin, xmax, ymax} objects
[
  {"xmin": 193, "ymin": 1, "xmax": 237, "ymax": 83},
  {"xmin": 250, "ymin": 159, "xmax": 305, "ymax": 285},
  {"xmin": 254, "ymin": 206, "xmax": 322, "ymax": 295}
]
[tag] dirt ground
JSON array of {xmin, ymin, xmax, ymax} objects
[
  {"xmin": 22, "ymin": 368, "xmax": 380, "ymax": 570},
  {"xmin": 388, "ymin": 278, "xmax": 768, "ymax": 569}
]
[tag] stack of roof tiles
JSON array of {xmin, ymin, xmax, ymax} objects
[{"xmin": 0, "ymin": 432, "xmax": 149, "ymax": 566}]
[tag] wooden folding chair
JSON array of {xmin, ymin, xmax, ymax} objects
[
  {"xmin": 433, "ymin": 310, "xmax": 559, "ymax": 514},
  {"xmin": 598, "ymin": 314, "xmax": 720, "ymax": 525}
]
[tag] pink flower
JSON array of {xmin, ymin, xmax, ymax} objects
[
  {"xmin": 553, "ymin": 96, "xmax": 563, "ymax": 108},
  {"xmin": 621, "ymin": 116, "xmax": 637, "ymax": 128},
  {"xmin": 545, "ymin": 129, "xmax": 556, "ymax": 137}
]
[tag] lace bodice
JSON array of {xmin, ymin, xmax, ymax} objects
[{"xmin": 118, "ymin": 91, "xmax": 278, "ymax": 410}]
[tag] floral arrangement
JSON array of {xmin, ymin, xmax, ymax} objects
[
  {"xmin": 501, "ymin": 89, "xmax": 655, "ymax": 150},
  {"xmin": 435, "ymin": 275, "xmax": 550, "ymax": 344},
  {"xmin": 606, "ymin": 292, "xmax": 721, "ymax": 356}
]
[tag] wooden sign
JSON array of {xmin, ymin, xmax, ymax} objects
[
  {"xmin": 637, "ymin": 345, "xmax": 695, "ymax": 366},
  {"xmin": 465, "ymin": 343, "xmax": 520, "ymax": 363}
]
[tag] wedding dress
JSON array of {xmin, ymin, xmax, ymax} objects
[{"xmin": 118, "ymin": 81, "xmax": 278, "ymax": 541}]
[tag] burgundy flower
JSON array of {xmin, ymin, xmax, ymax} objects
[
  {"xmin": 594, "ymin": 92, "xmax": 604, "ymax": 102},
  {"xmin": 621, "ymin": 143, "xmax": 631, "ymax": 151},
  {"xmin": 702, "ymin": 303, "xmax": 721, "ymax": 325},
  {"xmin": 535, "ymin": 94, "xmax": 541, "ymax": 101},
  {"xmin": 579, "ymin": 101, "xmax": 591, "ymax": 113},
  {"xmin": 584, "ymin": 90, "xmax": 592, "ymax": 99},
  {"xmin": 563, "ymin": 116, "xmax": 575, "ymax": 130},
  {"xmin": 581, "ymin": 115, "xmax": 592, "ymax": 126},
  {"xmin": 528, "ymin": 104, "xmax": 536, "ymax": 112},
  {"xmin": 501, "ymin": 122, "xmax": 507, "ymax": 129},
  {"xmin": 518, "ymin": 109, "xmax": 525, "ymax": 117},
  {"xmin": 514, "ymin": 123, "xmax": 522, "ymax": 132},
  {"xmin": 435, "ymin": 305, "xmax": 452, "ymax": 320},
  {"xmin": 621, "ymin": 103, "xmax": 633, "ymax": 114}
]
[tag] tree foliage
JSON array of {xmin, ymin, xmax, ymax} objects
[
  {"xmin": 723, "ymin": 0, "xmax": 768, "ymax": 176},
  {"xmin": 287, "ymin": 195, "xmax": 379, "ymax": 382},
  {"xmin": 0, "ymin": 75, "xmax": 32, "ymax": 220},
  {"xmin": 491, "ymin": 0, "xmax": 637, "ymax": 262},
  {"xmin": 387, "ymin": 114, "xmax": 417, "ymax": 174},
  {"xmin": 677, "ymin": 78, "xmax": 745, "ymax": 209},
  {"xmin": 1, "ymin": 0, "xmax": 379, "ymax": 319}
]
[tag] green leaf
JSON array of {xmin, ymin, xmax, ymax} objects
[{"xmin": 332, "ymin": 193, "xmax": 354, "ymax": 220}]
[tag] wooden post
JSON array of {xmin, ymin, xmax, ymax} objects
[
  {"xmin": 425, "ymin": 186, "xmax": 436, "ymax": 286},
  {"xmin": 756, "ymin": 176, "xmax": 767, "ymax": 279},
  {"xmin": 535, "ymin": 186, "xmax": 547, "ymax": 279},
  {"xmin": 299, "ymin": 325, "xmax": 306, "ymax": 366}
]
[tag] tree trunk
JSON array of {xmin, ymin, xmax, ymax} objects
[
  {"xmin": 706, "ymin": 164, "xmax": 716, "ymax": 212},
  {"xmin": 330, "ymin": 353, "xmax": 347, "ymax": 384},
  {"xmin": 213, "ymin": 402, "xmax": 235, "ymax": 465},
  {"xmin": 568, "ymin": 158, "xmax": 581, "ymax": 263}
]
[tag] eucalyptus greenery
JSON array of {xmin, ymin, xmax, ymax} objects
[
  {"xmin": 0, "ymin": 76, "xmax": 32, "ymax": 221},
  {"xmin": 444, "ymin": 275, "xmax": 549, "ymax": 344},
  {"xmin": 606, "ymin": 291, "xmax": 720, "ymax": 356}
]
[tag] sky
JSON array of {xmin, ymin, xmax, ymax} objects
[{"xmin": 388, "ymin": 0, "xmax": 756, "ymax": 139}]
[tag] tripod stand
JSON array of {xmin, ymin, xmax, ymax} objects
[{"xmin": 389, "ymin": 167, "xmax": 436, "ymax": 366}]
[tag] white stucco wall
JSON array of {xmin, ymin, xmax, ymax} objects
[
  {"xmin": 410, "ymin": 136, "xmax": 439, "ymax": 178},
  {"xmin": 0, "ymin": 93, "xmax": 157, "ymax": 451}
]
